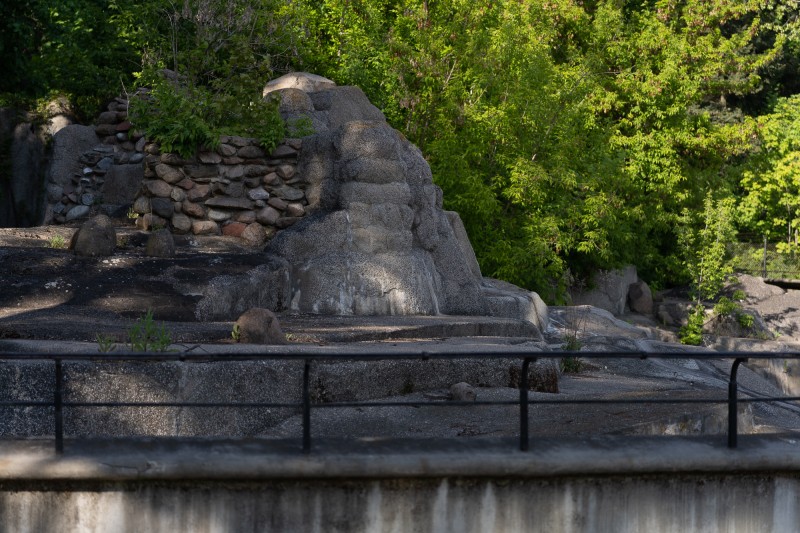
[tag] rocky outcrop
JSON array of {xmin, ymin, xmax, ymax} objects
[
  {"xmin": 482, "ymin": 278, "xmax": 548, "ymax": 333},
  {"xmin": 253, "ymin": 73, "xmax": 546, "ymax": 328},
  {"xmin": 267, "ymin": 117, "xmax": 489, "ymax": 316},
  {"xmin": 571, "ymin": 266, "xmax": 639, "ymax": 316}
]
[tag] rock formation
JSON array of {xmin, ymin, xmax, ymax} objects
[{"xmin": 261, "ymin": 73, "xmax": 546, "ymax": 328}]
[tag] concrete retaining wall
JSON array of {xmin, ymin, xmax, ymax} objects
[
  {"xmin": 0, "ymin": 473, "xmax": 797, "ymax": 532},
  {"xmin": 0, "ymin": 357, "xmax": 552, "ymax": 438}
]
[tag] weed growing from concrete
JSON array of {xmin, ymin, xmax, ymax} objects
[
  {"xmin": 129, "ymin": 310, "xmax": 172, "ymax": 352},
  {"xmin": 96, "ymin": 333, "xmax": 116, "ymax": 353}
]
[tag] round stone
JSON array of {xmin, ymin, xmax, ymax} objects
[
  {"xmin": 248, "ymin": 187, "xmax": 270, "ymax": 201},
  {"xmin": 171, "ymin": 213, "xmax": 192, "ymax": 234},
  {"xmin": 208, "ymin": 209, "xmax": 232, "ymax": 222}
]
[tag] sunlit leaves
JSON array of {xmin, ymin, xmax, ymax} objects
[{"xmin": 739, "ymin": 94, "xmax": 800, "ymax": 245}]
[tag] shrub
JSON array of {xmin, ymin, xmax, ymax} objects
[
  {"xmin": 679, "ymin": 304, "xmax": 706, "ymax": 346},
  {"xmin": 128, "ymin": 310, "xmax": 172, "ymax": 352}
]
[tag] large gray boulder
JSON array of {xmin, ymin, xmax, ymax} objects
[
  {"xmin": 48, "ymin": 124, "xmax": 99, "ymax": 188},
  {"xmin": 70, "ymin": 214, "xmax": 117, "ymax": 257},
  {"xmin": 267, "ymin": 119, "xmax": 488, "ymax": 316},
  {"xmin": 102, "ymin": 163, "xmax": 144, "ymax": 205},
  {"xmin": 267, "ymin": 73, "xmax": 385, "ymax": 136},
  {"xmin": 571, "ymin": 265, "xmax": 639, "ymax": 316},
  {"xmin": 195, "ymin": 258, "xmax": 292, "ymax": 321},
  {"xmin": 263, "ymin": 72, "xmax": 336, "ymax": 97},
  {"xmin": 258, "ymin": 75, "xmax": 549, "ymax": 330},
  {"xmin": 9, "ymin": 122, "xmax": 46, "ymax": 227},
  {"xmin": 482, "ymin": 278, "xmax": 548, "ymax": 333}
]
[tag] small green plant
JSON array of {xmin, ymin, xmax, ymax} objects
[
  {"xmin": 713, "ymin": 296, "xmax": 756, "ymax": 331},
  {"xmin": 47, "ymin": 235, "xmax": 67, "ymax": 249},
  {"xmin": 127, "ymin": 207, "xmax": 138, "ymax": 220},
  {"xmin": 128, "ymin": 310, "xmax": 172, "ymax": 352},
  {"xmin": 286, "ymin": 115, "xmax": 315, "ymax": 138},
  {"xmin": 231, "ymin": 323, "xmax": 241, "ymax": 342},
  {"xmin": 560, "ymin": 356, "xmax": 584, "ymax": 373},
  {"xmin": 737, "ymin": 312, "xmax": 755, "ymax": 329},
  {"xmin": 562, "ymin": 336, "xmax": 582, "ymax": 352},
  {"xmin": 561, "ymin": 304, "xmax": 587, "ymax": 351},
  {"xmin": 679, "ymin": 304, "xmax": 706, "ymax": 346},
  {"xmin": 96, "ymin": 333, "xmax": 117, "ymax": 353},
  {"xmin": 713, "ymin": 296, "xmax": 739, "ymax": 317},
  {"xmin": 731, "ymin": 289, "xmax": 747, "ymax": 301}
]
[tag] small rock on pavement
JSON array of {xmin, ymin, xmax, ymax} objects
[
  {"xmin": 234, "ymin": 308, "xmax": 285, "ymax": 344},
  {"xmin": 70, "ymin": 214, "xmax": 116, "ymax": 257},
  {"xmin": 450, "ymin": 382, "xmax": 477, "ymax": 402},
  {"xmin": 145, "ymin": 228, "xmax": 175, "ymax": 258}
]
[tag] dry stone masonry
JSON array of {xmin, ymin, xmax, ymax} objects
[
  {"xmin": 47, "ymin": 96, "xmax": 144, "ymax": 224},
  {"xmin": 131, "ymin": 136, "xmax": 306, "ymax": 243}
]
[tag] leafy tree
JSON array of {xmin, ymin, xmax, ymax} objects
[
  {"xmin": 286, "ymin": 0, "xmax": 782, "ymax": 299},
  {"xmin": 738, "ymin": 94, "xmax": 800, "ymax": 250},
  {"xmin": 0, "ymin": 0, "xmax": 139, "ymax": 117},
  {"xmin": 128, "ymin": 0, "xmax": 292, "ymax": 156}
]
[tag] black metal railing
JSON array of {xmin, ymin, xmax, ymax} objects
[{"xmin": 1, "ymin": 351, "xmax": 799, "ymax": 454}]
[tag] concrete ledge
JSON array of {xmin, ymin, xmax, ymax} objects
[{"xmin": 3, "ymin": 435, "xmax": 800, "ymax": 482}]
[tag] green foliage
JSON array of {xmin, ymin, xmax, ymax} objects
[
  {"xmin": 127, "ymin": 0, "xmax": 289, "ymax": 157},
  {"xmin": 47, "ymin": 235, "xmax": 67, "ymax": 249},
  {"xmin": 679, "ymin": 304, "xmax": 707, "ymax": 346},
  {"xmin": 129, "ymin": 81, "xmax": 217, "ymax": 158},
  {"xmin": 712, "ymin": 295, "xmax": 756, "ymax": 331},
  {"xmin": 231, "ymin": 323, "xmax": 241, "ymax": 342},
  {"xmin": 96, "ymin": 333, "xmax": 117, "ymax": 353},
  {"xmin": 128, "ymin": 310, "xmax": 172, "ymax": 352},
  {"xmin": 286, "ymin": 116, "xmax": 315, "ymax": 138},
  {"xmin": 739, "ymin": 94, "xmax": 800, "ymax": 250},
  {"xmin": 284, "ymin": 0, "xmax": 781, "ymax": 299},
  {"xmin": 4, "ymin": 0, "xmax": 800, "ymax": 300},
  {"xmin": 680, "ymin": 195, "xmax": 737, "ymax": 302},
  {"xmin": 0, "ymin": 0, "xmax": 139, "ymax": 118},
  {"xmin": 713, "ymin": 296, "xmax": 741, "ymax": 318},
  {"xmin": 560, "ymin": 357, "xmax": 584, "ymax": 373},
  {"xmin": 737, "ymin": 312, "xmax": 755, "ymax": 329}
]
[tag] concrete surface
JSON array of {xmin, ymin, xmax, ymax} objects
[{"xmin": 1, "ymin": 436, "xmax": 800, "ymax": 532}]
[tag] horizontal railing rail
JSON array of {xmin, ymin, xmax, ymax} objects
[{"xmin": 0, "ymin": 351, "xmax": 798, "ymax": 454}]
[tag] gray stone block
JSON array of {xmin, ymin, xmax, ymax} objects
[{"xmin": 195, "ymin": 258, "xmax": 292, "ymax": 321}]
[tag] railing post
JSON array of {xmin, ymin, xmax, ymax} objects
[
  {"xmin": 54, "ymin": 359, "xmax": 64, "ymax": 455},
  {"xmin": 728, "ymin": 358, "xmax": 746, "ymax": 449},
  {"xmin": 519, "ymin": 358, "xmax": 533, "ymax": 451},
  {"xmin": 302, "ymin": 359, "xmax": 311, "ymax": 454}
]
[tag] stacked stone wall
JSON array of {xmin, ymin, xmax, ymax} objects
[
  {"xmin": 49, "ymin": 94, "xmax": 309, "ymax": 244},
  {"xmin": 131, "ymin": 137, "xmax": 307, "ymax": 245},
  {"xmin": 50, "ymin": 96, "xmax": 145, "ymax": 223}
]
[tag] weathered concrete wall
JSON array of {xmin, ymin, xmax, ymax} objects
[
  {"xmin": 0, "ymin": 357, "xmax": 553, "ymax": 438},
  {"xmin": 0, "ymin": 474, "xmax": 798, "ymax": 532}
]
